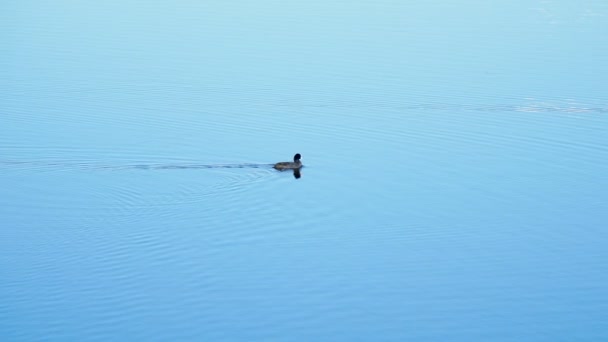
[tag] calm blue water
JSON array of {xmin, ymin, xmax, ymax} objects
[{"xmin": 2, "ymin": 1, "xmax": 607, "ymax": 341}]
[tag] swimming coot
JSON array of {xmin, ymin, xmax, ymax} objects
[{"xmin": 273, "ymin": 153, "xmax": 302, "ymax": 170}]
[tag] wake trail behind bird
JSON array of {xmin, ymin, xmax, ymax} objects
[{"xmin": 0, "ymin": 160, "xmax": 276, "ymax": 171}]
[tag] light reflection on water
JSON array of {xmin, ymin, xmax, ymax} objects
[{"xmin": 1, "ymin": 0, "xmax": 608, "ymax": 341}]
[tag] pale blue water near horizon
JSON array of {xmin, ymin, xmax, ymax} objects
[{"xmin": 1, "ymin": 1, "xmax": 608, "ymax": 341}]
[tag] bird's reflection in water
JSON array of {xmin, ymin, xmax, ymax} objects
[{"xmin": 274, "ymin": 168, "xmax": 302, "ymax": 179}]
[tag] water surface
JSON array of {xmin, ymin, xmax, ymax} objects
[{"xmin": 1, "ymin": 1, "xmax": 608, "ymax": 341}]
